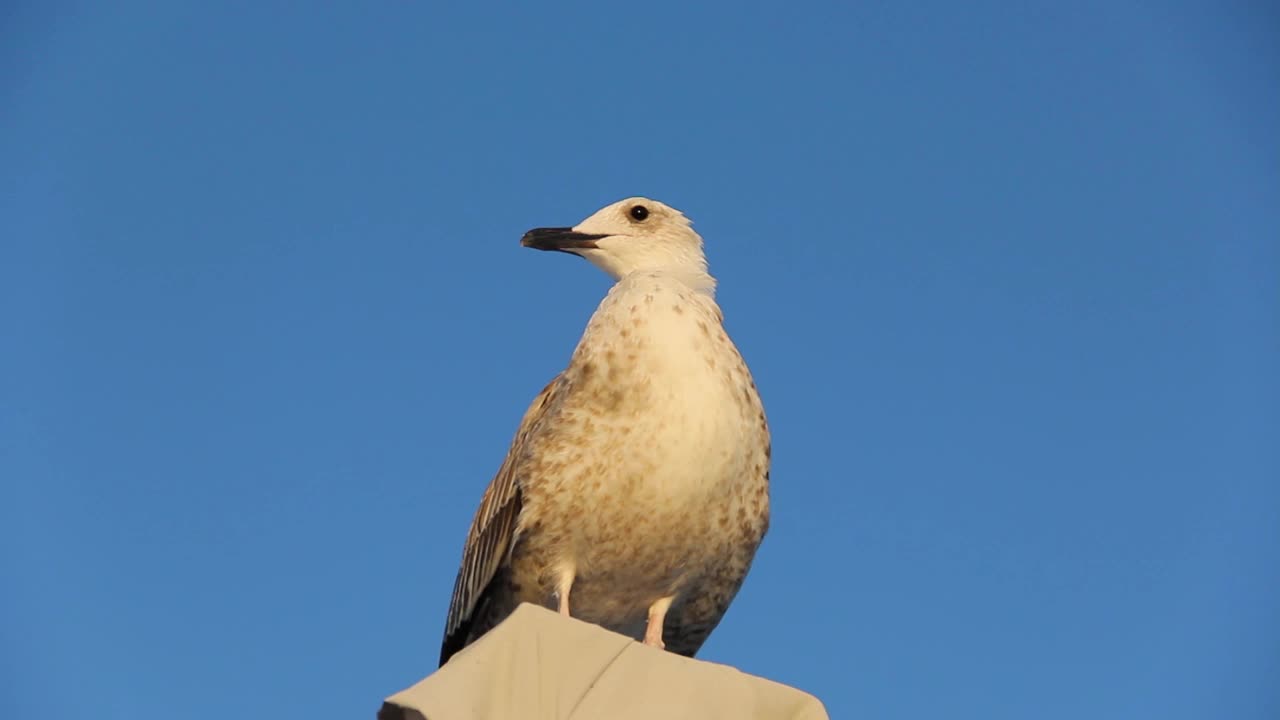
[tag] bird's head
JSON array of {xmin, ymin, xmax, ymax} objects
[{"xmin": 521, "ymin": 197, "xmax": 714, "ymax": 293}]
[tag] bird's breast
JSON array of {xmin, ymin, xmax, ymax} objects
[
  {"xmin": 522, "ymin": 278, "xmax": 769, "ymax": 584},
  {"xmin": 580, "ymin": 285, "xmax": 755, "ymax": 490}
]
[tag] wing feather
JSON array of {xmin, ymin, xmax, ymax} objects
[{"xmin": 438, "ymin": 376, "xmax": 561, "ymax": 665}]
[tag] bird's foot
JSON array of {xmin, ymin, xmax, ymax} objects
[{"xmin": 642, "ymin": 626, "xmax": 666, "ymax": 649}]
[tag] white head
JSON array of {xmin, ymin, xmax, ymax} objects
[{"xmin": 521, "ymin": 197, "xmax": 715, "ymax": 294}]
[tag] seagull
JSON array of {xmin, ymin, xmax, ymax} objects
[{"xmin": 439, "ymin": 197, "xmax": 771, "ymax": 667}]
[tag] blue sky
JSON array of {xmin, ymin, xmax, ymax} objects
[{"xmin": 2, "ymin": 2, "xmax": 1277, "ymax": 718}]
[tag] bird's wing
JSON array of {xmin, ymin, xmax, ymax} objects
[{"xmin": 439, "ymin": 376, "xmax": 562, "ymax": 665}]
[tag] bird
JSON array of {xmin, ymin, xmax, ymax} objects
[{"xmin": 438, "ymin": 197, "xmax": 771, "ymax": 667}]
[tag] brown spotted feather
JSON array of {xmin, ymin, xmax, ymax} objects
[{"xmin": 438, "ymin": 378, "xmax": 561, "ymax": 666}]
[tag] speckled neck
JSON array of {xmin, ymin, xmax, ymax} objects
[{"xmin": 620, "ymin": 267, "xmax": 717, "ymax": 298}]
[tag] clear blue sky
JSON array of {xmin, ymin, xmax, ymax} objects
[{"xmin": 2, "ymin": 2, "xmax": 1277, "ymax": 718}]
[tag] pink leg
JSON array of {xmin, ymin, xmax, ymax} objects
[
  {"xmin": 644, "ymin": 596, "xmax": 675, "ymax": 649},
  {"xmin": 556, "ymin": 566, "xmax": 574, "ymax": 617}
]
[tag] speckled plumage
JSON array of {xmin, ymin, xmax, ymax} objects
[{"xmin": 439, "ymin": 198, "xmax": 770, "ymax": 667}]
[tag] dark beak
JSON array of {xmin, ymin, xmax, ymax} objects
[{"xmin": 521, "ymin": 227, "xmax": 608, "ymax": 252}]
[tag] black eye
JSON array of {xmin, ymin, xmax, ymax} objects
[{"xmin": 629, "ymin": 205, "xmax": 649, "ymax": 221}]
